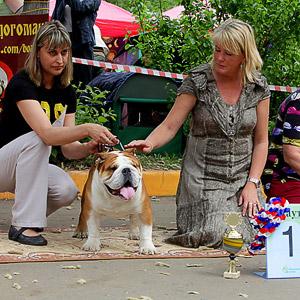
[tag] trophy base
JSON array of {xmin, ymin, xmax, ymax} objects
[{"xmin": 223, "ymin": 270, "xmax": 240, "ymax": 279}]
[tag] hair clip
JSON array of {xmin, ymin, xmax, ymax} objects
[{"xmin": 98, "ymin": 144, "xmax": 114, "ymax": 152}]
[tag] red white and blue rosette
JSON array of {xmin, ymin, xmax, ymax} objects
[{"xmin": 248, "ymin": 197, "xmax": 290, "ymax": 255}]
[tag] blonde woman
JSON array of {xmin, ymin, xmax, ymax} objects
[
  {"xmin": 127, "ymin": 19, "xmax": 270, "ymax": 248},
  {"xmin": 0, "ymin": 21, "xmax": 118, "ymax": 246}
]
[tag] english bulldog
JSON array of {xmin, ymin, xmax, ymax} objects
[{"xmin": 73, "ymin": 148, "xmax": 157, "ymax": 254}]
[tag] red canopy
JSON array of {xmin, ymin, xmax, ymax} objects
[
  {"xmin": 49, "ymin": 0, "xmax": 140, "ymax": 38},
  {"xmin": 163, "ymin": 5, "xmax": 184, "ymax": 20},
  {"xmin": 163, "ymin": 2, "xmax": 211, "ymax": 20},
  {"xmin": 95, "ymin": 1, "xmax": 139, "ymax": 38}
]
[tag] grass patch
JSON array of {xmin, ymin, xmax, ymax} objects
[
  {"xmin": 55, "ymin": 153, "xmax": 182, "ymax": 171},
  {"xmin": 138, "ymin": 153, "xmax": 182, "ymax": 170}
]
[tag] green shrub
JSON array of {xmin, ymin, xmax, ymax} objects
[
  {"xmin": 74, "ymin": 83, "xmax": 116, "ymax": 127},
  {"xmin": 50, "ymin": 84, "xmax": 116, "ymax": 167}
]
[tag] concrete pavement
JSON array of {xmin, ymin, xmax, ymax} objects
[{"xmin": 0, "ymin": 254, "xmax": 284, "ymax": 300}]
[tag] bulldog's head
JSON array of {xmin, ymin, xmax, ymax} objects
[{"xmin": 94, "ymin": 148, "xmax": 142, "ymax": 200}]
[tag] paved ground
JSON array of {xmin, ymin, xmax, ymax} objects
[
  {"xmin": 0, "ymin": 196, "xmax": 177, "ymax": 230},
  {"xmin": 0, "ymin": 197, "xmax": 299, "ymax": 300}
]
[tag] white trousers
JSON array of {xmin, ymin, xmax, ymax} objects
[{"xmin": 0, "ymin": 131, "xmax": 78, "ymax": 228}]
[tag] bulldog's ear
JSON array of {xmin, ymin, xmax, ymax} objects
[
  {"xmin": 94, "ymin": 152, "xmax": 110, "ymax": 165},
  {"xmin": 125, "ymin": 147, "xmax": 136, "ymax": 156}
]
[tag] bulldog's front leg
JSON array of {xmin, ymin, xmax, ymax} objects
[
  {"xmin": 82, "ymin": 212, "xmax": 102, "ymax": 251},
  {"xmin": 139, "ymin": 222, "xmax": 157, "ymax": 255},
  {"xmin": 128, "ymin": 214, "xmax": 140, "ymax": 240}
]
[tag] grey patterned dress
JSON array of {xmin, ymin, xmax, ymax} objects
[{"xmin": 165, "ymin": 64, "xmax": 270, "ymax": 248}]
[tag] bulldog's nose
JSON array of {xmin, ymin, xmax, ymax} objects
[
  {"xmin": 122, "ymin": 168, "xmax": 132, "ymax": 182},
  {"xmin": 122, "ymin": 168, "xmax": 131, "ymax": 175}
]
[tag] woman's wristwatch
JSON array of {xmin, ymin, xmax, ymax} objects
[{"xmin": 247, "ymin": 177, "xmax": 261, "ymax": 188}]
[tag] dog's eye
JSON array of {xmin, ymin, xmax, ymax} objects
[{"xmin": 110, "ymin": 166, "xmax": 117, "ymax": 171}]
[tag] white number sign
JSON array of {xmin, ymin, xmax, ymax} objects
[{"xmin": 266, "ymin": 204, "xmax": 300, "ymax": 278}]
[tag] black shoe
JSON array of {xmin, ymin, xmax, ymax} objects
[
  {"xmin": 32, "ymin": 227, "xmax": 44, "ymax": 232},
  {"xmin": 8, "ymin": 226, "xmax": 47, "ymax": 246}
]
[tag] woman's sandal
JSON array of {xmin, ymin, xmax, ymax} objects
[{"xmin": 8, "ymin": 226, "xmax": 47, "ymax": 246}]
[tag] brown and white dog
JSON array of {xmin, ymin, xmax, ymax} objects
[{"xmin": 73, "ymin": 148, "xmax": 157, "ymax": 254}]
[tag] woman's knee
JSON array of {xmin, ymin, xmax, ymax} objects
[
  {"xmin": 56, "ymin": 180, "xmax": 78, "ymax": 207},
  {"xmin": 47, "ymin": 182, "xmax": 78, "ymax": 216}
]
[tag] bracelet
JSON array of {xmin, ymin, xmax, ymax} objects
[{"xmin": 247, "ymin": 177, "xmax": 261, "ymax": 188}]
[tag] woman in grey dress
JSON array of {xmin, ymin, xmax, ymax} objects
[{"xmin": 126, "ymin": 18, "xmax": 270, "ymax": 248}]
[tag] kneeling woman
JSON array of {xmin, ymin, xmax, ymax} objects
[{"xmin": 0, "ymin": 21, "xmax": 118, "ymax": 246}]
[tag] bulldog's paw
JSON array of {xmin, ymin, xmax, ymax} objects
[
  {"xmin": 139, "ymin": 240, "xmax": 157, "ymax": 255},
  {"xmin": 72, "ymin": 231, "xmax": 88, "ymax": 239},
  {"xmin": 128, "ymin": 230, "xmax": 140, "ymax": 240},
  {"xmin": 82, "ymin": 238, "xmax": 101, "ymax": 252}
]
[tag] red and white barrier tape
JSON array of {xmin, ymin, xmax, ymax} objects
[
  {"xmin": 73, "ymin": 57, "xmax": 299, "ymax": 93},
  {"xmin": 73, "ymin": 57, "xmax": 185, "ymax": 80},
  {"xmin": 268, "ymin": 85, "xmax": 298, "ymax": 93}
]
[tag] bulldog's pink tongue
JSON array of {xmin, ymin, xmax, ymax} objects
[{"xmin": 120, "ymin": 187, "xmax": 135, "ymax": 200}]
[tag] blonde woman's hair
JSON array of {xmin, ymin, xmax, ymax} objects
[
  {"xmin": 25, "ymin": 20, "xmax": 72, "ymax": 87},
  {"xmin": 211, "ymin": 18, "xmax": 262, "ymax": 84}
]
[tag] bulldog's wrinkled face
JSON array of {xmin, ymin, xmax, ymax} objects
[{"xmin": 95, "ymin": 149, "xmax": 142, "ymax": 200}]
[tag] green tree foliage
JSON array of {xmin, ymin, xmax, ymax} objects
[
  {"xmin": 125, "ymin": 0, "xmax": 299, "ymax": 123},
  {"xmin": 128, "ymin": 0, "xmax": 215, "ymax": 73},
  {"xmin": 108, "ymin": 0, "xmax": 181, "ymax": 12}
]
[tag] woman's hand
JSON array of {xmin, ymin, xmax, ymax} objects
[
  {"xmin": 86, "ymin": 124, "xmax": 119, "ymax": 145},
  {"xmin": 125, "ymin": 140, "xmax": 154, "ymax": 153},
  {"xmin": 83, "ymin": 140, "xmax": 99, "ymax": 155},
  {"xmin": 238, "ymin": 183, "xmax": 262, "ymax": 217}
]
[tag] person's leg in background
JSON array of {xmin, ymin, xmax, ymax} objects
[{"xmin": 72, "ymin": 42, "xmax": 94, "ymax": 86}]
